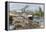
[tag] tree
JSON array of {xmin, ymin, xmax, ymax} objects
[
  {"xmin": 39, "ymin": 7, "xmax": 44, "ymax": 17},
  {"xmin": 33, "ymin": 7, "xmax": 44, "ymax": 17}
]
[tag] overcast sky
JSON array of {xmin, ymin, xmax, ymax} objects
[{"xmin": 8, "ymin": 3, "xmax": 44, "ymax": 12}]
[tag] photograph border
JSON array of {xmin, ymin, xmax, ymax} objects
[{"xmin": 5, "ymin": 1, "xmax": 45, "ymax": 31}]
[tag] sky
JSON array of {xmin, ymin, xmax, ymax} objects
[{"xmin": 8, "ymin": 3, "xmax": 44, "ymax": 12}]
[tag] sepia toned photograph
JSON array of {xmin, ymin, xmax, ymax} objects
[{"xmin": 6, "ymin": 2, "xmax": 45, "ymax": 30}]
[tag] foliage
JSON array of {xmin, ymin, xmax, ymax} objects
[{"xmin": 33, "ymin": 7, "xmax": 44, "ymax": 17}]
